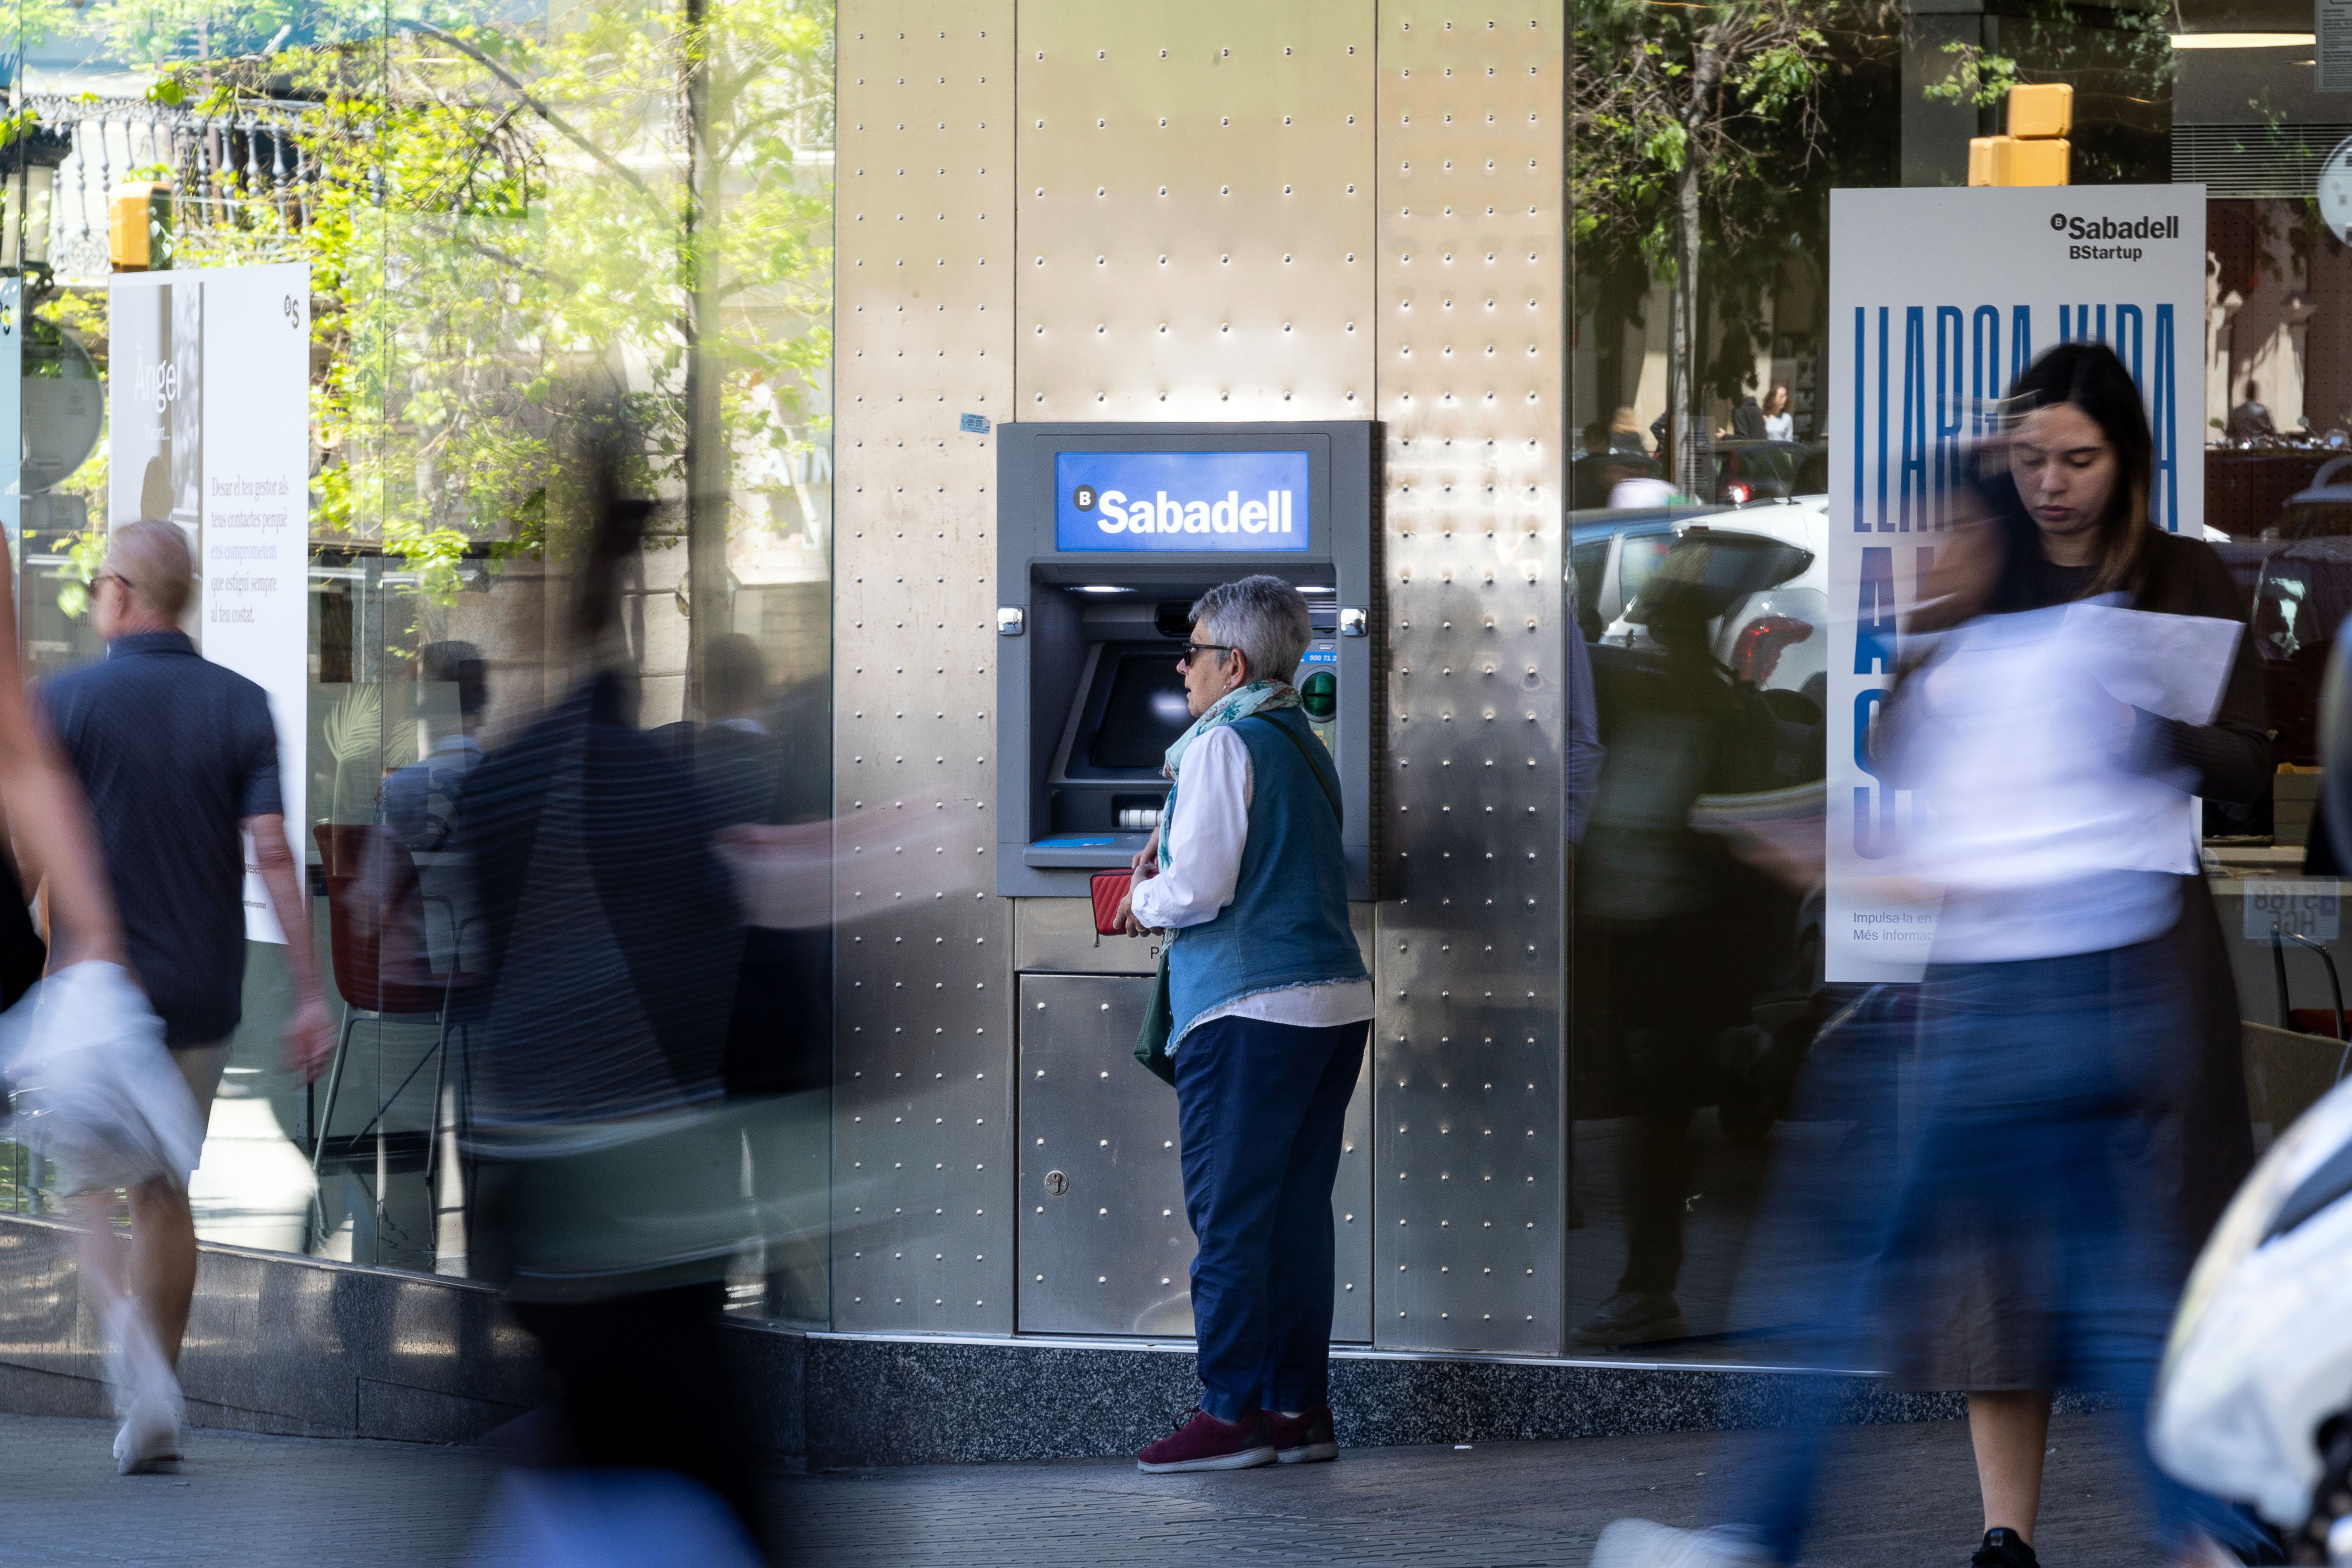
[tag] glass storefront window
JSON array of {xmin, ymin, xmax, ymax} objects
[
  {"xmin": 4, "ymin": 2, "xmax": 833, "ymax": 1317},
  {"xmin": 1562, "ymin": 0, "xmax": 2352, "ymax": 1363}
]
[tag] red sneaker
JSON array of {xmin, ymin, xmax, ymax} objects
[
  {"xmin": 1136, "ymin": 1408, "xmax": 1276, "ymax": 1473},
  {"xmin": 1265, "ymin": 1406, "xmax": 1339, "ymax": 1464}
]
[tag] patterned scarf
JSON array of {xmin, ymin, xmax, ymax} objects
[{"xmin": 1157, "ymin": 678, "xmax": 1298, "ymax": 870}]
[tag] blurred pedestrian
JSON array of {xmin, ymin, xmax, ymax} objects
[
  {"xmin": 1572, "ymin": 539, "xmax": 1787, "ymax": 1348},
  {"xmin": 379, "ymin": 640, "xmax": 488, "ymax": 851},
  {"xmin": 1727, "ymin": 394, "xmax": 1767, "ymax": 442},
  {"xmin": 456, "ymin": 447, "xmax": 764, "ymax": 1555},
  {"xmin": 1591, "ymin": 356, "xmax": 2266, "ymax": 1565},
  {"xmin": 35, "ymin": 520, "xmax": 332, "ymax": 1474},
  {"xmin": 1610, "ymin": 406, "xmax": 1650, "ymax": 455},
  {"xmin": 1115, "ymin": 575, "xmax": 1371, "ymax": 1473},
  {"xmin": 1761, "ymin": 383, "xmax": 1794, "ymax": 442},
  {"xmin": 0, "ymin": 529, "xmax": 117, "ymax": 997},
  {"xmin": 1918, "ymin": 341, "xmax": 2269, "ymax": 1563},
  {"xmin": 677, "ymin": 629, "xmax": 835, "ymax": 1321}
]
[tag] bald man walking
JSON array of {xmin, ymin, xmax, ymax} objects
[{"xmin": 36, "ymin": 522, "xmax": 331, "ymax": 1472}]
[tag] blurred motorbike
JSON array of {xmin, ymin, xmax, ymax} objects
[
  {"xmin": 2150, "ymin": 629, "xmax": 2352, "ymax": 1563},
  {"xmin": 2151, "ymin": 1066, "xmax": 2352, "ymax": 1562}
]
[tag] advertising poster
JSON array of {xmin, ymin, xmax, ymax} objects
[
  {"xmin": 1823, "ymin": 186, "xmax": 2205, "ymax": 981},
  {"xmin": 110, "ymin": 263, "xmax": 311, "ymax": 942}
]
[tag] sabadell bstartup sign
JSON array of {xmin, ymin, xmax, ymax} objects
[{"xmin": 2050, "ymin": 207, "xmax": 2184, "ymax": 262}]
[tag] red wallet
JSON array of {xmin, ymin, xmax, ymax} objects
[{"xmin": 1090, "ymin": 870, "xmax": 1132, "ymax": 936}]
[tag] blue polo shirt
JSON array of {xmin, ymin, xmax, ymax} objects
[{"xmin": 38, "ymin": 632, "xmax": 284, "ymax": 1046}]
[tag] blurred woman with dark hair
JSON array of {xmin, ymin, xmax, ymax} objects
[
  {"xmin": 1593, "ymin": 345, "xmax": 2270, "ymax": 1567},
  {"xmin": 1872, "ymin": 345, "xmax": 2269, "ymax": 1567},
  {"xmin": 1914, "ymin": 339, "xmax": 2270, "ymax": 1567},
  {"xmin": 1997, "ymin": 341, "xmax": 2271, "ymax": 1268}
]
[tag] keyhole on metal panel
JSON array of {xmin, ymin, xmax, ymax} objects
[{"xmin": 1044, "ymin": 1171, "xmax": 1070, "ymax": 1197}]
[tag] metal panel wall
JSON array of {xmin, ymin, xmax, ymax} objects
[
  {"xmin": 1014, "ymin": 2, "xmax": 1378, "ymax": 422},
  {"xmin": 1018, "ymin": 972, "xmax": 1375, "ymax": 1341},
  {"xmin": 838, "ymin": 0, "xmax": 1573, "ymax": 1353},
  {"xmin": 833, "ymin": 7, "xmax": 1020, "ymax": 1334},
  {"xmin": 1371, "ymin": 5, "xmax": 1569, "ymax": 1353},
  {"xmin": 1013, "ymin": 897, "xmax": 1162, "ymax": 976},
  {"xmin": 1010, "ymin": 1, "xmax": 1388, "ymax": 1347},
  {"xmin": 1018, "ymin": 974, "xmax": 1196, "ymax": 1335}
]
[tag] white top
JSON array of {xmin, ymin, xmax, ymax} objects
[
  {"xmin": 1607, "ymin": 476, "xmax": 1679, "ymax": 509},
  {"xmin": 1126, "ymin": 725, "xmax": 1373, "ymax": 1052},
  {"xmin": 1889, "ymin": 606, "xmax": 2196, "ymax": 962},
  {"xmin": 1762, "ymin": 411, "xmax": 1794, "ymax": 441}
]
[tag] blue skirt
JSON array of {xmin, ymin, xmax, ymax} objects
[{"xmin": 1881, "ymin": 939, "xmax": 2191, "ymax": 1393}]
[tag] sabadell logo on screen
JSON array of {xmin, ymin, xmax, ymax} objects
[{"xmin": 2049, "ymin": 210, "xmax": 2181, "ymax": 263}]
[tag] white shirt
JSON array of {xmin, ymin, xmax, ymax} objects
[
  {"xmin": 1607, "ymin": 475, "xmax": 1678, "ymax": 509},
  {"xmin": 1889, "ymin": 607, "xmax": 2190, "ymax": 962},
  {"xmin": 1126, "ymin": 725, "xmax": 1373, "ymax": 1051},
  {"xmin": 1762, "ymin": 411, "xmax": 1794, "ymax": 441}
]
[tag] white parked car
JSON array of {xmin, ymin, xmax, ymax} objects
[{"xmin": 1599, "ymin": 494, "xmax": 1830, "ymax": 714}]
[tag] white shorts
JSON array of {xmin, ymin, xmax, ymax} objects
[{"xmin": 167, "ymin": 1041, "xmax": 230, "ymax": 1179}]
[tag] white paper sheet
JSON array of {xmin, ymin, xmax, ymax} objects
[{"xmin": 2062, "ymin": 602, "xmax": 2243, "ymax": 725}]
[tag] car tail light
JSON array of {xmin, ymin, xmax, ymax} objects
[
  {"xmin": 1722, "ymin": 481, "xmax": 1752, "ymax": 504},
  {"xmin": 1731, "ymin": 613, "xmax": 1814, "ymax": 686}
]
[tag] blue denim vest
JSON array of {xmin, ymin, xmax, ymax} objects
[{"xmin": 1166, "ymin": 708, "xmax": 1368, "ymax": 1046}]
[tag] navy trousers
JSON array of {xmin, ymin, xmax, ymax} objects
[{"xmin": 1172, "ymin": 1013, "xmax": 1369, "ymax": 1424}]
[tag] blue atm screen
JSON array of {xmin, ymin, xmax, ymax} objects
[{"xmin": 1054, "ymin": 450, "xmax": 1310, "ymax": 552}]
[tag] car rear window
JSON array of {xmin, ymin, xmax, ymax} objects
[{"xmin": 1619, "ymin": 533, "xmax": 1674, "ymax": 601}]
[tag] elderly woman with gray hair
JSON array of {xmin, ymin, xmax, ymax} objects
[{"xmin": 1114, "ymin": 574, "xmax": 1372, "ymax": 1473}]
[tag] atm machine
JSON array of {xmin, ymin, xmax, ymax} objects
[
  {"xmin": 994, "ymin": 422, "xmax": 1377, "ymax": 1339},
  {"xmin": 996, "ymin": 422, "xmax": 1374, "ymax": 894}
]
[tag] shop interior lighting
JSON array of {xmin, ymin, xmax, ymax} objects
[{"xmin": 2169, "ymin": 32, "xmax": 2314, "ymax": 47}]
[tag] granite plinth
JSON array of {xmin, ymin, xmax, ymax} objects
[
  {"xmin": 0, "ymin": 1216, "xmax": 2102, "ymax": 1468},
  {"xmin": 792, "ymin": 1335, "xmax": 2108, "ymax": 1468}
]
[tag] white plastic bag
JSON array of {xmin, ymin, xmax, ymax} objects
[{"xmin": 0, "ymin": 963, "xmax": 204, "ymax": 1196}]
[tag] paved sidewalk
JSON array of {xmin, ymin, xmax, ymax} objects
[
  {"xmin": 785, "ymin": 1412, "xmax": 2165, "ymax": 1568},
  {"xmin": 0, "ymin": 1407, "xmax": 2176, "ymax": 1566},
  {"xmin": 0, "ymin": 1412, "xmax": 503, "ymax": 1566}
]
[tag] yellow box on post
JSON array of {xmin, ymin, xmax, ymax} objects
[
  {"xmin": 109, "ymin": 182, "xmax": 172, "ymax": 271},
  {"xmin": 1969, "ymin": 137, "xmax": 2002, "ymax": 186},
  {"xmin": 1993, "ymin": 136, "xmax": 2071, "ymax": 186},
  {"xmin": 2007, "ymin": 82, "xmax": 2074, "ymax": 140}
]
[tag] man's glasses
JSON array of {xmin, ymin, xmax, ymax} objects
[{"xmin": 1177, "ymin": 642, "xmax": 1233, "ymax": 668}]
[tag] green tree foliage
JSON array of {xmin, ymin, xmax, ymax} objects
[
  {"xmin": 1921, "ymin": 2, "xmax": 2173, "ymax": 188},
  {"xmin": 1571, "ymin": 0, "xmax": 1895, "ymax": 470},
  {"xmin": 26, "ymin": 0, "xmax": 833, "ymax": 625}
]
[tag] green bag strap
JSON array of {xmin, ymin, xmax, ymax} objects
[{"xmin": 1244, "ymin": 713, "xmax": 1342, "ymax": 830}]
